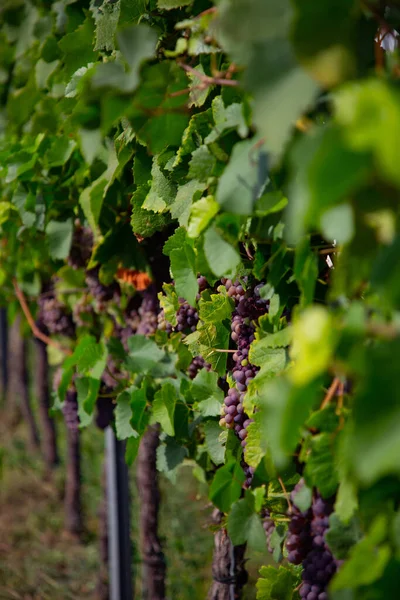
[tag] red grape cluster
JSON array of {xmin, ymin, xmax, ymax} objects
[
  {"xmin": 137, "ymin": 288, "xmax": 159, "ymax": 336},
  {"xmin": 287, "ymin": 481, "xmax": 340, "ymax": 600},
  {"xmin": 219, "ymin": 279, "xmax": 269, "ymax": 486},
  {"xmin": 68, "ymin": 221, "xmax": 93, "ymax": 270},
  {"xmin": 262, "ymin": 509, "xmax": 275, "ymax": 554},
  {"xmin": 188, "ymin": 355, "xmax": 211, "ymax": 379},
  {"xmin": 176, "ymin": 299, "xmax": 199, "ymax": 332},
  {"xmin": 38, "ymin": 292, "xmax": 75, "ymax": 337}
]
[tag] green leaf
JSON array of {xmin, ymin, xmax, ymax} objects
[
  {"xmin": 126, "ymin": 335, "xmax": 165, "ymax": 373},
  {"xmin": 119, "ymin": 0, "xmax": 147, "ymax": 25},
  {"xmin": 244, "ymin": 412, "xmax": 267, "ymax": 469},
  {"xmin": 321, "ymin": 203, "xmax": 354, "ymax": 244},
  {"xmin": 292, "ymin": 484, "xmax": 312, "ymax": 513},
  {"xmin": 335, "ymin": 79, "xmax": 400, "ymax": 187},
  {"xmin": 158, "ymin": 0, "xmax": 193, "ymax": 9},
  {"xmin": 259, "ymin": 377, "xmax": 320, "ymax": 468},
  {"xmin": 170, "ymin": 244, "xmax": 197, "ymax": 306},
  {"xmin": 46, "ymin": 137, "xmax": 76, "ymax": 168},
  {"xmin": 76, "ymin": 376, "xmax": 100, "ymax": 426},
  {"xmin": 170, "ymin": 179, "xmax": 207, "ymax": 227},
  {"xmin": 125, "ymin": 437, "xmax": 141, "ymax": 465},
  {"xmin": 325, "ymin": 513, "xmax": 362, "ymax": 560},
  {"xmin": 289, "ymin": 306, "xmax": 335, "ymax": 386},
  {"xmin": 209, "ymin": 459, "xmax": 245, "ymax": 513},
  {"xmin": 191, "ymin": 369, "xmax": 224, "ymax": 417},
  {"xmin": 188, "ymin": 145, "xmax": 216, "ymax": 182},
  {"xmin": 143, "ymin": 157, "xmax": 176, "ymax": 213},
  {"xmin": 343, "ymin": 338, "xmax": 400, "ymax": 484},
  {"xmin": 158, "ymin": 284, "xmax": 179, "ymax": 326},
  {"xmin": 46, "ymin": 219, "xmax": 73, "ymax": 260},
  {"xmin": 198, "ymin": 291, "xmax": 233, "ymax": 324},
  {"xmin": 94, "ymin": 1, "xmax": 120, "ymax": 51},
  {"xmin": 203, "ymin": 226, "xmax": 241, "ymax": 278},
  {"xmin": 205, "ymin": 96, "xmax": 248, "ymax": 144},
  {"xmin": 117, "ymin": 24, "xmax": 157, "ymax": 84},
  {"xmin": 185, "ymin": 320, "xmax": 230, "ymax": 376},
  {"xmin": 130, "ymin": 387, "xmax": 148, "ymax": 434},
  {"xmin": 79, "ymin": 147, "xmax": 119, "ymax": 232},
  {"xmin": 152, "ymin": 381, "xmax": 177, "ymax": 436},
  {"xmin": 227, "ymin": 492, "xmax": 266, "ymax": 551},
  {"xmin": 59, "ymin": 17, "xmax": 98, "ymax": 78},
  {"xmin": 79, "ymin": 129, "xmax": 103, "ymax": 165},
  {"xmin": 115, "ymin": 389, "xmax": 138, "ymax": 440},
  {"xmin": 294, "ymin": 238, "xmax": 318, "ymax": 308},
  {"xmin": 163, "ymin": 227, "xmax": 188, "ymax": 257},
  {"xmin": 256, "ymin": 565, "xmax": 294, "ymax": 600},
  {"xmin": 331, "ymin": 516, "xmax": 391, "ymax": 590},
  {"xmin": 249, "ymin": 331, "xmax": 291, "ymax": 367},
  {"xmin": 157, "ymin": 437, "xmax": 187, "ymax": 472},
  {"xmin": 131, "ymin": 186, "xmax": 171, "ymax": 238},
  {"xmin": 216, "ymin": 138, "xmax": 268, "ymax": 214},
  {"xmin": 204, "ymin": 420, "xmax": 225, "ymax": 465},
  {"xmin": 334, "ymin": 476, "xmax": 359, "ymax": 523},
  {"xmin": 304, "ymin": 433, "xmax": 339, "ymax": 498},
  {"xmin": 187, "ymin": 196, "xmax": 219, "ymax": 238}
]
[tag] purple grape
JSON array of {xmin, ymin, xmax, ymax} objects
[
  {"xmin": 85, "ymin": 266, "xmax": 121, "ymax": 305},
  {"xmin": 287, "ymin": 480, "xmax": 340, "ymax": 597},
  {"xmin": 38, "ymin": 291, "xmax": 75, "ymax": 337}
]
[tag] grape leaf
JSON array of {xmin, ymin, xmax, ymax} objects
[
  {"xmin": 191, "ymin": 369, "xmax": 223, "ymax": 417},
  {"xmin": 170, "ymin": 244, "xmax": 197, "ymax": 307},
  {"xmin": 227, "ymin": 491, "xmax": 266, "ymax": 551},
  {"xmin": 204, "ymin": 420, "xmax": 225, "ymax": 465},
  {"xmin": 203, "ymin": 226, "xmax": 241, "ymax": 278},
  {"xmin": 170, "ymin": 180, "xmax": 207, "ymax": 227},
  {"xmin": 116, "ymin": 389, "xmax": 138, "ymax": 440},
  {"xmin": 152, "ymin": 381, "xmax": 177, "ymax": 436},
  {"xmin": 256, "ymin": 565, "xmax": 295, "ymax": 600},
  {"xmin": 46, "ymin": 219, "xmax": 73, "ymax": 260},
  {"xmin": 187, "ymin": 196, "xmax": 219, "ymax": 238},
  {"xmin": 125, "ymin": 335, "xmax": 165, "ymax": 372},
  {"xmin": 209, "ymin": 458, "xmax": 245, "ymax": 513}
]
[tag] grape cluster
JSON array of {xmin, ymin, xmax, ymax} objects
[
  {"xmin": 38, "ymin": 293, "xmax": 75, "ymax": 337},
  {"xmin": 219, "ymin": 279, "xmax": 269, "ymax": 486},
  {"xmin": 137, "ymin": 288, "xmax": 159, "ymax": 336},
  {"xmin": 261, "ymin": 509, "xmax": 276, "ymax": 554},
  {"xmin": 197, "ymin": 275, "xmax": 208, "ymax": 293},
  {"xmin": 176, "ymin": 298, "xmax": 199, "ymax": 332},
  {"xmin": 287, "ymin": 481, "xmax": 340, "ymax": 600},
  {"xmin": 157, "ymin": 309, "xmax": 173, "ymax": 334},
  {"xmin": 68, "ymin": 221, "xmax": 93, "ymax": 270},
  {"xmin": 188, "ymin": 355, "xmax": 211, "ymax": 379},
  {"xmin": 85, "ymin": 266, "xmax": 120, "ymax": 309}
]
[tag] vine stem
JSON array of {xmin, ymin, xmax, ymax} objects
[
  {"xmin": 13, "ymin": 277, "xmax": 72, "ymax": 356},
  {"xmin": 320, "ymin": 377, "xmax": 340, "ymax": 410},
  {"xmin": 178, "ymin": 62, "xmax": 239, "ymax": 87},
  {"xmin": 278, "ymin": 477, "xmax": 292, "ymax": 512}
]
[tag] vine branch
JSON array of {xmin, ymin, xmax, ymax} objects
[
  {"xmin": 178, "ymin": 62, "xmax": 239, "ymax": 87},
  {"xmin": 320, "ymin": 377, "xmax": 340, "ymax": 410},
  {"xmin": 13, "ymin": 278, "xmax": 72, "ymax": 356}
]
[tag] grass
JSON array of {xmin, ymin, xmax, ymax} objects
[{"xmin": 0, "ymin": 401, "xmax": 269, "ymax": 599}]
